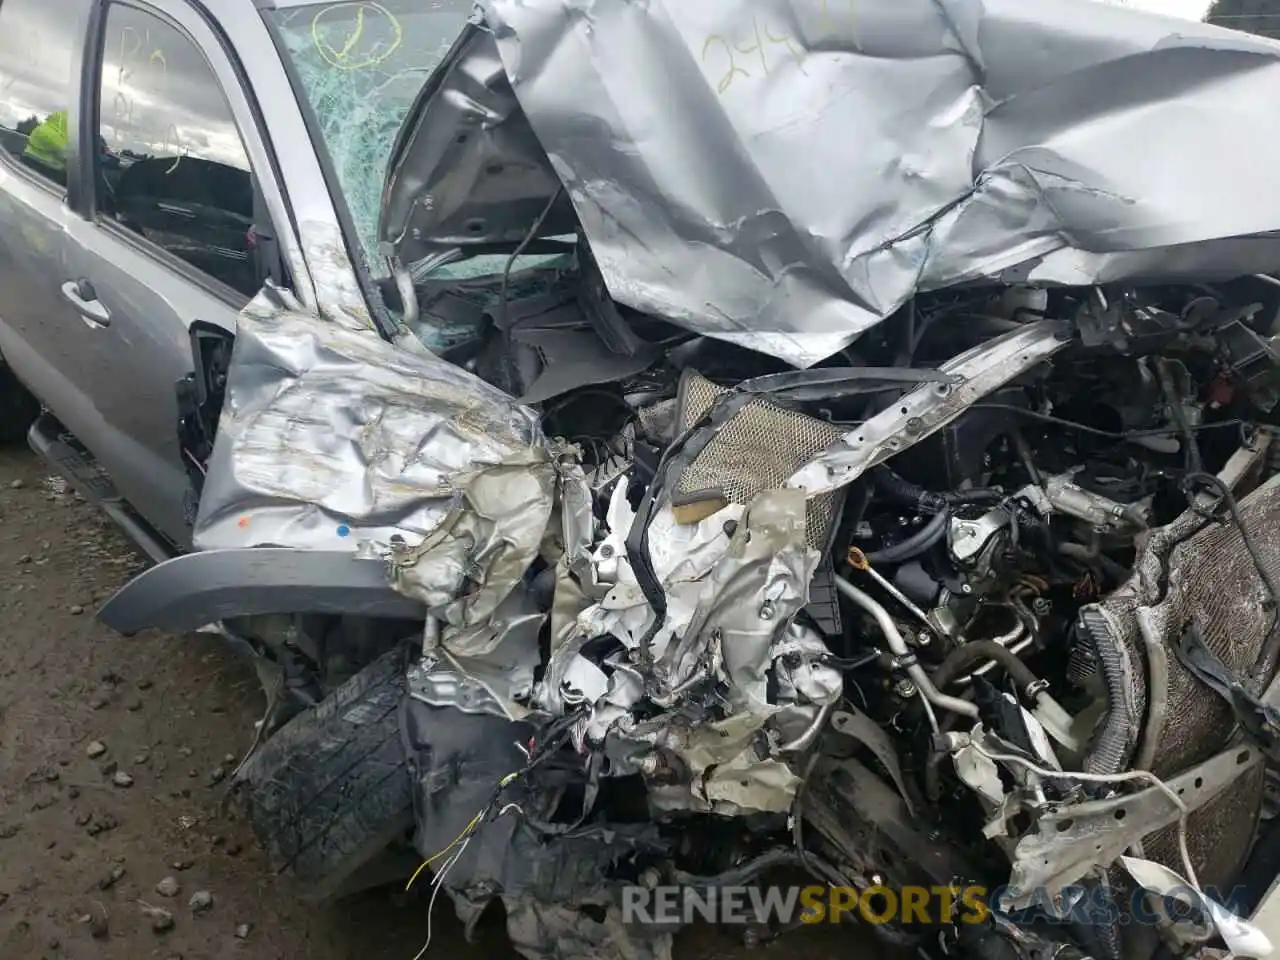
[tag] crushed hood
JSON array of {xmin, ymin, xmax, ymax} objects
[{"xmin": 381, "ymin": 0, "xmax": 1280, "ymax": 367}]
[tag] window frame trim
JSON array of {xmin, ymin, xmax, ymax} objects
[{"xmin": 77, "ymin": 0, "xmax": 300, "ymax": 307}]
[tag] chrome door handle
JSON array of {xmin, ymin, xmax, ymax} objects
[{"xmin": 60, "ymin": 279, "xmax": 111, "ymax": 327}]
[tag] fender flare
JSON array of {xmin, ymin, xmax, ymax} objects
[{"xmin": 98, "ymin": 548, "xmax": 426, "ymax": 635}]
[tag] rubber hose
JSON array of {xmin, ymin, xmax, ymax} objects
[
  {"xmin": 872, "ymin": 467, "xmax": 1004, "ymax": 512},
  {"xmin": 931, "ymin": 639, "xmax": 1041, "ymax": 693},
  {"xmin": 872, "ymin": 467, "xmax": 949, "ymax": 514},
  {"xmin": 864, "ymin": 508, "xmax": 949, "ymax": 566}
]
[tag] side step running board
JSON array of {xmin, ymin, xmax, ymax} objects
[{"xmin": 27, "ymin": 413, "xmax": 177, "ymax": 565}]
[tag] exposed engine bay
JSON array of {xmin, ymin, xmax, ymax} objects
[
  {"xmin": 99, "ymin": 2, "xmax": 1280, "ymax": 957},
  {"xmin": 353, "ymin": 271, "xmax": 1280, "ymax": 960}
]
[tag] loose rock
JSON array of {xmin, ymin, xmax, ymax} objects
[
  {"xmin": 68, "ymin": 604, "xmax": 84, "ymax": 615},
  {"xmin": 170, "ymin": 860, "xmax": 193, "ymax": 872},
  {"xmin": 98, "ymin": 864, "xmax": 126, "ymax": 890},
  {"xmin": 188, "ymin": 890, "xmax": 213, "ymax": 914},
  {"xmin": 85, "ymin": 813, "xmax": 118, "ymax": 836},
  {"xmin": 145, "ymin": 906, "xmax": 175, "ymax": 934},
  {"xmin": 85, "ymin": 741, "xmax": 107, "ymax": 759},
  {"xmin": 111, "ymin": 770, "xmax": 134, "ymax": 788},
  {"xmin": 154, "ymin": 876, "xmax": 180, "ymax": 898},
  {"xmin": 9, "ymin": 478, "xmax": 23, "ymax": 489},
  {"xmin": 234, "ymin": 923, "xmax": 251, "ymax": 940},
  {"xmin": 206, "ymin": 766, "xmax": 226, "ymax": 786}
]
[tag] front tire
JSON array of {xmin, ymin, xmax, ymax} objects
[{"xmin": 234, "ymin": 649, "xmax": 416, "ymax": 900}]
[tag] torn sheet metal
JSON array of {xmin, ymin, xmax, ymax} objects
[
  {"xmin": 546, "ymin": 489, "xmax": 834, "ymax": 815},
  {"xmin": 660, "ymin": 489, "xmax": 821, "ymax": 707},
  {"xmin": 195, "ymin": 290, "xmax": 552, "ymax": 625},
  {"xmin": 390, "ymin": 0, "xmax": 1280, "ymax": 366}
]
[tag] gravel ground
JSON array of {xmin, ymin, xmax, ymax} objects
[{"xmin": 0, "ymin": 445, "xmax": 859, "ymax": 960}]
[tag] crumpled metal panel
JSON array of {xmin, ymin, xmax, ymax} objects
[
  {"xmin": 194, "ymin": 290, "xmax": 552, "ymax": 623},
  {"xmin": 436, "ymin": 0, "xmax": 1280, "ymax": 366},
  {"xmin": 548, "ymin": 487, "xmax": 838, "ymax": 815}
]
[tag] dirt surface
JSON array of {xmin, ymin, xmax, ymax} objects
[{"xmin": 0, "ymin": 446, "xmax": 859, "ymax": 960}]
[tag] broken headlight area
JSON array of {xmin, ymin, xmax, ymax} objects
[{"xmin": 374, "ymin": 277, "xmax": 1280, "ymax": 960}]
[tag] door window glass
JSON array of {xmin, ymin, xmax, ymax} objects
[
  {"xmin": 0, "ymin": 0, "xmax": 91, "ymax": 187},
  {"xmin": 97, "ymin": 4, "xmax": 263, "ymax": 299}
]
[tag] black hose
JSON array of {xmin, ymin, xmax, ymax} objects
[
  {"xmin": 931, "ymin": 639, "xmax": 1041, "ymax": 693},
  {"xmin": 871, "ymin": 467, "xmax": 1003, "ymax": 513},
  {"xmin": 872, "ymin": 467, "xmax": 949, "ymax": 513},
  {"xmin": 864, "ymin": 508, "xmax": 949, "ymax": 566}
]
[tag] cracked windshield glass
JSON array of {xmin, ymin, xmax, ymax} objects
[{"xmin": 268, "ymin": 0, "xmax": 472, "ymax": 277}]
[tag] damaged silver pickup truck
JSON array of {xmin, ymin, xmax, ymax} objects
[{"xmin": 9, "ymin": 0, "xmax": 1280, "ymax": 957}]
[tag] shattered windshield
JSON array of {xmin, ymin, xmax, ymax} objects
[{"xmin": 267, "ymin": 0, "xmax": 472, "ymax": 277}]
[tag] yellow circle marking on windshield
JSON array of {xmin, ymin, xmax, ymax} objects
[{"xmin": 311, "ymin": 2, "xmax": 403, "ymax": 71}]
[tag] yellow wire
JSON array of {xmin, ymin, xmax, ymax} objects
[
  {"xmin": 404, "ymin": 812, "xmax": 481, "ymax": 891},
  {"xmin": 404, "ymin": 770, "xmax": 526, "ymax": 891}
]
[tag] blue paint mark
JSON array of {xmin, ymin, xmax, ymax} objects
[{"xmin": 336, "ymin": 524, "xmax": 350, "ymax": 538}]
